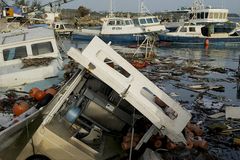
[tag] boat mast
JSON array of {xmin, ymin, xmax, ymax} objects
[
  {"xmin": 139, "ymin": 0, "xmax": 152, "ymax": 16},
  {"xmin": 109, "ymin": 0, "xmax": 114, "ymax": 17}
]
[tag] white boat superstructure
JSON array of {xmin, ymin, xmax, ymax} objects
[
  {"xmin": 53, "ymin": 22, "xmax": 74, "ymax": 35},
  {"xmin": 0, "ymin": 27, "xmax": 63, "ymax": 88},
  {"xmin": 189, "ymin": 0, "xmax": 228, "ymax": 24},
  {"xmin": 82, "ymin": 17, "xmax": 144, "ymax": 35},
  {"xmin": 132, "ymin": 16, "xmax": 166, "ymax": 33},
  {"xmin": 166, "ymin": 24, "xmax": 205, "ymax": 37},
  {"xmin": 18, "ymin": 36, "xmax": 191, "ymax": 160}
]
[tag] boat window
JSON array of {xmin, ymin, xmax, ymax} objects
[
  {"xmin": 209, "ymin": 12, "xmax": 213, "ymax": 19},
  {"xmin": 125, "ymin": 20, "xmax": 130, "ymax": 25},
  {"xmin": 108, "ymin": 20, "xmax": 115, "ymax": 26},
  {"xmin": 153, "ymin": 17, "xmax": 159, "ymax": 23},
  {"xmin": 224, "ymin": 13, "xmax": 228, "ymax": 19},
  {"xmin": 129, "ymin": 20, "xmax": 133, "ymax": 25},
  {"xmin": 133, "ymin": 19, "xmax": 139, "ymax": 25},
  {"xmin": 146, "ymin": 18, "xmax": 153, "ymax": 24},
  {"xmin": 201, "ymin": 12, "xmax": 204, "ymax": 19},
  {"xmin": 197, "ymin": 13, "xmax": 201, "ymax": 19},
  {"xmin": 139, "ymin": 18, "xmax": 147, "ymax": 24},
  {"xmin": 32, "ymin": 42, "xmax": 54, "ymax": 55},
  {"xmin": 116, "ymin": 20, "xmax": 124, "ymax": 26},
  {"xmin": 214, "ymin": 13, "xmax": 218, "ymax": 19},
  {"xmin": 55, "ymin": 25, "xmax": 59, "ymax": 29},
  {"xmin": 3, "ymin": 46, "xmax": 27, "ymax": 61},
  {"xmin": 189, "ymin": 27, "xmax": 196, "ymax": 32},
  {"xmin": 189, "ymin": 13, "xmax": 194, "ymax": 19},
  {"xmin": 180, "ymin": 27, "xmax": 187, "ymax": 32},
  {"xmin": 60, "ymin": 25, "xmax": 64, "ymax": 29},
  {"xmin": 65, "ymin": 24, "xmax": 74, "ymax": 28},
  {"xmin": 219, "ymin": 13, "xmax": 223, "ymax": 19},
  {"xmin": 205, "ymin": 12, "xmax": 209, "ymax": 19}
]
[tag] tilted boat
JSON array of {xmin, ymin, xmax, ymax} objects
[
  {"xmin": 0, "ymin": 27, "xmax": 64, "ymax": 158},
  {"xmin": 18, "ymin": 36, "xmax": 191, "ymax": 160},
  {"xmin": 0, "ymin": 27, "xmax": 63, "ymax": 89}
]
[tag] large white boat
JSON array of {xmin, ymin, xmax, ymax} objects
[
  {"xmin": 188, "ymin": 0, "xmax": 228, "ymax": 24},
  {"xmin": 17, "ymin": 36, "xmax": 191, "ymax": 160},
  {"xmin": 72, "ymin": 16, "xmax": 149, "ymax": 44}
]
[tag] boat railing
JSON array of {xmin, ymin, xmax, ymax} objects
[{"xmin": 1, "ymin": 31, "xmax": 28, "ymax": 45}]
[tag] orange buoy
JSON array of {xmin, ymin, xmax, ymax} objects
[
  {"xmin": 13, "ymin": 100, "xmax": 29, "ymax": 116},
  {"xmin": 131, "ymin": 60, "xmax": 148, "ymax": 69},
  {"xmin": 204, "ymin": 38, "xmax": 209, "ymax": 49},
  {"xmin": 35, "ymin": 90, "xmax": 46, "ymax": 101},
  {"xmin": 29, "ymin": 87, "xmax": 40, "ymax": 98},
  {"xmin": 45, "ymin": 88, "xmax": 57, "ymax": 96}
]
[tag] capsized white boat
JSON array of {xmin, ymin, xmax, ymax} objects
[{"xmin": 18, "ymin": 36, "xmax": 191, "ymax": 160}]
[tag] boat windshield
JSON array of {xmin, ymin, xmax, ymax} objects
[
  {"xmin": 31, "ymin": 42, "xmax": 54, "ymax": 55},
  {"xmin": 3, "ymin": 46, "xmax": 27, "ymax": 61},
  {"xmin": 64, "ymin": 24, "xmax": 74, "ymax": 29},
  {"xmin": 153, "ymin": 17, "xmax": 159, "ymax": 23},
  {"xmin": 133, "ymin": 19, "xmax": 139, "ymax": 25}
]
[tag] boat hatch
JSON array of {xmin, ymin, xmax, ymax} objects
[{"xmin": 67, "ymin": 36, "xmax": 191, "ymax": 143}]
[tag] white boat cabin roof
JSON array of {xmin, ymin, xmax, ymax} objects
[{"xmin": 0, "ymin": 27, "xmax": 55, "ymax": 46}]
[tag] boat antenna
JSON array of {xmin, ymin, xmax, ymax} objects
[
  {"xmin": 109, "ymin": 0, "xmax": 114, "ymax": 17},
  {"xmin": 139, "ymin": 0, "xmax": 152, "ymax": 16}
]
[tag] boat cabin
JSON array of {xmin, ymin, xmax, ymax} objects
[
  {"xmin": 0, "ymin": 27, "xmax": 63, "ymax": 87},
  {"xmin": 101, "ymin": 17, "xmax": 143, "ymax": 35},
  {"xmin": 169, "ymin": 24, "xmax": 204, "ymax": 37},
  {"xmin": 53, "ymin": 22, "xmax": 74, "ymax": 35},
  {"xmin": 189, "ymin": 0, "xmax": 229, "ymax": 24},
  {"xmin": 189, "ymin": 8, "xmax": 228, "ymax": 24},
  {"xmin": 132, "ymin": 16, "xmax": 166, "ymax": 32}
]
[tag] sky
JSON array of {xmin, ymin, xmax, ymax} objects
[{"xmin": 7, "ymin": 0, "xmax": 240, "ymax": 13}]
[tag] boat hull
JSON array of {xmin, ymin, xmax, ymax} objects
[
  {"xmin": 159, "ymin": 34, "xmax": 240, "ymax": 48},
  {"xmin": 72, "ymin": 32, "xmax": 146, "ymax": 44}
]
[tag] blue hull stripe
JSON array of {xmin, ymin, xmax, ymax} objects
[
  {"xmin": 159, "ymin": 34, "xmax": 240, "ymax": 46},
  {"xmin": 72, "ymin": 33, "xmax": 146, "ymax": 44}
]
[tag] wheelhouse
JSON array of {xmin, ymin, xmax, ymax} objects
[
  {"xmin": 0, "ymin": 28, "xmax": 59, "ymax": 66},
  {"xmin": 132, "ymin": 16, "xmax": 160, "ymax": 26}
]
